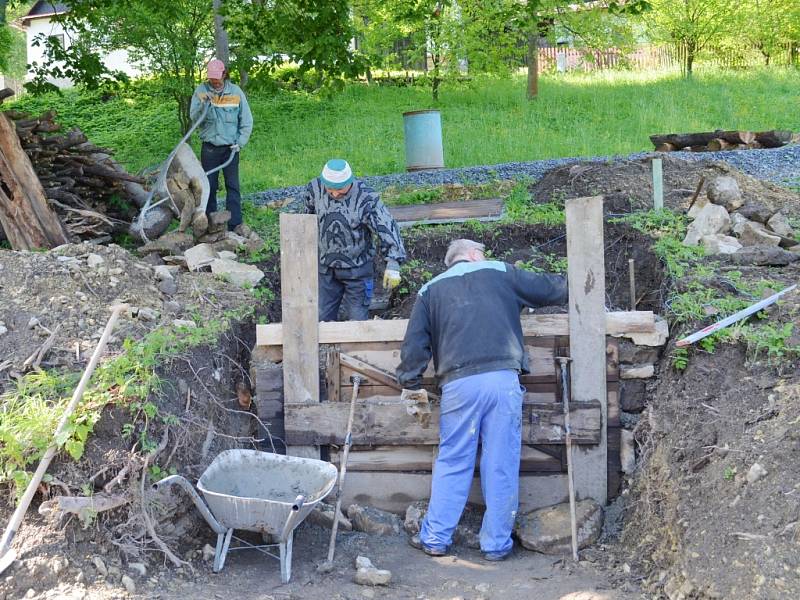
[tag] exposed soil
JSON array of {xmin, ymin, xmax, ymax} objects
[
  {"xmin": 531, "ymin": 155, "xmax": 800, "ymax": 218},
  {"xmin": 386, "ymin": 222, "xmax": 664, "ymax": 319}
]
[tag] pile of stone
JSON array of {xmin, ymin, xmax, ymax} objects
[
  {"xmin": 684, "ymin": 175, "xmax": 800, "ymax": 258},
  {"xmin": 138, "ymin": 210, "xmax": 265, "ymax": 288}
]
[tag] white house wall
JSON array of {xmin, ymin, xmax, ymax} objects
[{"xmin": 25, "ymin": 16, "xmax": 141, "ymax": 88}]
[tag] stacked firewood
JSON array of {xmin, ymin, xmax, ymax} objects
[
  {"xmin": 650, "ymin": 130, "xmax": 798, "ymax": 153},
  {"xmin": 4, "ymin": 108, "xmax": 148, "ymax": 240}
]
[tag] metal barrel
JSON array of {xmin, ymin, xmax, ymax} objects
[{"xmin": 403, "ymin": 109, "xmax": 444, "ymax": 171}]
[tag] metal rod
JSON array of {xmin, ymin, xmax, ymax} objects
[
  {"xmin": 628, "ymin": 259, "xmax": 636, "ymax": 311},
  {"xmin": 325, "ymin": 375, "xmax": 361, "ymax": 565},
  {"xmin": 0, "ymin": 304, "xmax": 128, "ymax": 572},
  {"xmin": 556, "ymin": 357, "xmax": 579, "ymax": 562}
]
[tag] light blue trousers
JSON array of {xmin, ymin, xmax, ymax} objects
[{"xmin": 420, "ymin": 369, "xmax": 523, "ymax": 554}]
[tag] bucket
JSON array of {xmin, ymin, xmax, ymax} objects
[{"xmin": 403, "ymin": 109, "xmax": 444, "ymax": 171}]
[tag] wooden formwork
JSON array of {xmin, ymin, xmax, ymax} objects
[{"xmin": 251, "ymin": 312, "xmax": 655, "ymax": 514}]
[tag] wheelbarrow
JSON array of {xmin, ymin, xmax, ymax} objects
[
  {"xmin": 155, "ymin": 449, "xmax": 337, "ymax": 583},
  {"xmin": 132, "ymin": 101, "xmax": 239, "ymax": 242}
]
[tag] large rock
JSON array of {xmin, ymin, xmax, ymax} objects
[
  {"xmin": 514, "ymin": 500, "xmax": 603, "ymax": 554},
  {"xmin": 730, "ymin": 212, "xmax": 749, "ymax": 236},
  {"xmin": 209, "ymin": 258, "xmax": 265, "ymax": 288},
  {"xmin": 738, "ymin": 221, "xmax": 781, "ymax": 247},
  {"xmin": 620, "ymin": 364, "xmax": 655, "ymax": 379},
  {"xmin": 767, "ymin": 212, "xmax": 794, "ymax": 239},
  {"xmin": 620, "ymin": 429, "xmax": 636, "ymax": 475},
  {"xmin": 306, "ymin": 502, "xmax": 352, "ymax": 531},
  {"xmin": 623, "ymin": 317, "xmax": 669, "ymax": 347},
  {"xmin": 687, "ymin": 195, "xmax": 709, "ymax": 219},
  {"xmin": 684, "ymin": 203, "xmax": 730, "ymax": 246},
  {"xmin": 348, "ymin": 504, "xmax": 402, "ymax": 536},
  {"xmin": 354, "ymin": 556, "xmax": 392, "ymax": 586},
  {"xmin": 618, "ymin": 340, "xmax": 660, "ymax": 365},
  {"xmin": 702, "ymin": 234, "xmax": 742, "ymax": 255},
  {"xmin": 724, "ymin": 247, "xmax": 800, "ymax": 266},
  {"xmin": 620, "ymin": 380, "xmax": 646, "ymax": 413},
  {"xmin": 139, "ymin": 231, "xmax": 194, "ymax": 256},
  {"xmin": 735, "ymin": 200, "xmax": 773, "ymax": 224},
  {"xmin": 706, "ymin": 175, "xmax": 744, "ymax": 211},
  {"xmin": 185, "ymin": 243, "xmax": 218, "ymax": 271}
]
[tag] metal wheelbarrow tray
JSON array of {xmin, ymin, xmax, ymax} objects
[{"xmin": 155, "ymin": 449, "xmax": 337, "ymax": 583}]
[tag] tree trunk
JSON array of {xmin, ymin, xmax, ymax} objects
[
  {"xmin": 527, "ymin": 34, "xmax": 539, "ymax": 100},
  {"xmin": 685, "ymin": 43, "xmax": 695, "ymax": 77},
  {"xmin": 212, "ymin": 0, "xmax": 230, "ymax": 65},
  {"xmin": 0, "ymin": 113, "xmax": 69, "ymax": 250},
  {"xmin": 650, "ymin": 130, "xmax": 756, "ymax": 150}
]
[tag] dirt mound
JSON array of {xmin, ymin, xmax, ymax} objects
[
  {"xmin": 531, "ymin": 156, "xmax": 800, "ymax": 217},
  {"xmin": 617, "ymin": 277, "xmax": 800, "ymax": 599},
  {"xmin": 0, "ymin": 244, "xmax": 264, "ymax": 600},
  {"xmin": 0, "ymin": 243, "xmax": 247, "ymax": 392}
]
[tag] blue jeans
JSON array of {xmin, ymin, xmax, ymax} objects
[
  {"xmin": 420, "ymin": 369, "xmax": 523, "ymax": 554},
  {"xmin": 318, "ymin": 268, "xmax": 373, "ymax": 321}
]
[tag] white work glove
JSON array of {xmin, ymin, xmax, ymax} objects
[
  {"xmin": 383, "ymin": 259, "xmax": 401, "ymax": 290},
  {"xmin": 401, "ymin": 388, "xmax": 431, "ymax": 428},
  {"xmin": 230, "ymin": 144, "xmax": 241, "ymax": 153}
]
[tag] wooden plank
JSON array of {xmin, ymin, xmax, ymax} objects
[
  {"xmin": 565, "ymin": 195, "xmax": 608, "ymax": 505},
  {"xmin": 329, "ymin": 445, "xmax": 563, "ymax": 473},
  {"xmin": 388, "ymin": 198, "xmax": 505, "ymax": 227},
  {"xmin": 324, "ymin": 346, "xmax": 340, "ymax": 404},
  {"xmin": 280, "ymin": 213, "xmax": 320, "ymax": 459},
  {"xmin": 256, "ymin": 311, "xmax": 656, "ymax": 348},
  {"xmin": 285, "ymin": 398, "xmax": 601, "ymax": 446},
  {"xmin": 341, "ymin": 472, "xmax": 570, "ymax": 515}
]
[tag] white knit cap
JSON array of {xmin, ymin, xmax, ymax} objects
[{"xmin": 321, "ymin": 159, "xmax": 354, "ymax": 189}]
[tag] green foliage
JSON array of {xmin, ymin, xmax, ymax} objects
[
  {"xmin": 504, "ymin": 181, "xmax": 565, "ymax": 225},
  {"xmin": 0, "ymin": 307, "xmax": 253, "ymax": 496},
  {"xmin": 723, "ymin": 465, "xmax": 737, "ymax": 481},
  {"xmin": 736, "ymin": 322, "xmax": 800, "ymax": 363},
  {"xmin": 671, "ymin": 347, "xmax": 689, "ymax": 371},
  {"xmin": 385, "ymin": 187, "xmax": 443, "ymax": 206},
  {"xmin": 241, "ymin": 202, "xmax": 281, "ymax": 262},
  {"xmin": 10, "ymin": 69, "xmax": 800, "ymax": 192}
]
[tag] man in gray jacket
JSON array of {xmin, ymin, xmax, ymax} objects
[
  {"xmin": 289, "ymin": 159, "xmax": 406, "ymax": 321},
  {"xmin": 397, "ymin": 239, "xmax": 568, "ymax": 561}
]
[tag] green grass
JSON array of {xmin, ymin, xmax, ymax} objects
[{"xmin": 9, "ymin": 68, "xmax": 800, "ymax": 193}]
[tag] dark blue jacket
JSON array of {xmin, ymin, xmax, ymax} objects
[{"xmin": 396, "ymin": 260, "xmax": 568, "ymax": 389}]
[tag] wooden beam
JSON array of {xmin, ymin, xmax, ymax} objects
[
  {"xmin": 330, "ymin": 445, "xmax": 563, "ymax": 473},
  {"xmin": 284, "ymin": 398, "xmax": 601, "ymax": 446},
  {"xmin": 256, "ymin": 311, "xmax": 656, "ymax": 348},
  {"xmin": 280, "ymin": 213, "xmax": 320, "ymax": 459},
  {"xmin": 341, "ymin": 472, "xmax": 570, "ymax": 515},
  {"xmin": 0, "ymin": 112, "xmax": 68, "ymax": 250},
  {"xmin": 388, "ymin": 198, "xmax": 504, "ymax": 227},
  {"xmin": 565, "ymin": 195, "xmax": 608, "ymax": 505}
]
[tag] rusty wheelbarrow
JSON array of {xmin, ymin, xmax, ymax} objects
[{"xmin": 155, "ymin": 449, "xmax": 337, "ymax": 583}]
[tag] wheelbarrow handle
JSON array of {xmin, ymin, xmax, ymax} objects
[{"xmin": 281, "ymin": 495, "xmax": 307, "ymax": 542}]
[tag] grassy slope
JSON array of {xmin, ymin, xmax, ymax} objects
[{"xmin": 9, "ymin": 68, "xmax": 800, "ymax": 193}]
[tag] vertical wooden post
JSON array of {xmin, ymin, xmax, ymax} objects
[
  {"xmin": 280, "ymin": 213, "xmax": 320, "ymax": 459},
  {"xmin": 652, "ymin": 158, "xmax": 663, "ymax": 210},
  {"xmin": 565, "ymin": 196, "xmax": 607, "ymax": 505}
]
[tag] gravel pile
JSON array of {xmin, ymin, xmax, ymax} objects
[{"xmin": 251, "ymin": 144, "xmax": 800, "ymax": 205}]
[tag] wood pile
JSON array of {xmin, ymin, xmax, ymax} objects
[
  {"xmin": 650, "ymin": 129, "xmax": 798, "ymax": 153},
  {"xmin": 0, "ymin": 88, "xmax": 147, "ymax": 250}
]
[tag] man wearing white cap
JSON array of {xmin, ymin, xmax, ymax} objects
[
  {"xmin": 189, "ymin": 58, "xmax": 253, "ymax": 233},
  {"xmin": 289, "ymin": 159, "xmax": 406, "ymax": 321}
]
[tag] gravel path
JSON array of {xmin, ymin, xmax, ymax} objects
[{"xmin": 251, "ymin": 144, "xmax": 800, "ymax": 205}]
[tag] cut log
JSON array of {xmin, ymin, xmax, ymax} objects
[
  {"xmin": 754, "ymin": 130, "xmax": 792, "ymax": 148},
  {"xmin": 650, "ymin": 130, "xmax": 757, "ymax": 150},
  {"xmin": 284, "ymin": 398, "xmax": 602, "ymax": 446},
  {"xmin": 0, "ymin": 88, "xmax": 15, "ymax": 104},
  {"xmin": 655, "ymin": 142, "xmax": 677, "ymax": 152},
  {"xmin": 0, "ymin": 113, "xmax": 69, "ymax": 250},
  {"xmin": 707, "ymin": 138, "xmax": 735, "ymax": 151}
]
